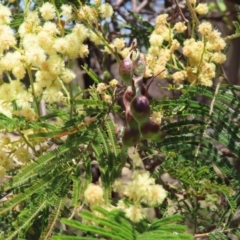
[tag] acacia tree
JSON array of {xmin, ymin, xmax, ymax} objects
[{"xmin": 0, "ymin": 0, "xmax": 240, "ymax": 240}]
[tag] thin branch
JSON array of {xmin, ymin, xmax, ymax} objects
[
  {"xmin": 185, "ymin": 0, "xmax": 200, "ymax": 26},
  {"xmin": 173, "ymin": 0, "xmax": 189, "ymax": 22},
  {"xmin": 136, "ymin": 0, "xmax": 148, "ymax": 13}
]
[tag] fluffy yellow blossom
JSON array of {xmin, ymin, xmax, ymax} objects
[
  {"xmin": 102, "ymin": 94, "xmax": 112, "ymax": 103},
  {"xmin": 170, "ymin": 39, "xmax": 180, "ymax": 53},
  {"xmin": 61, "ymin": 4, "xmax": 73, "ymax": 21},
  {"xmin": 89, "ymin": 31, "xmax": 103, "ymax": 45},
  {"xmin": 0, "ymin": 150, "xmax": 14, "ymax": 170},
  {"xmin": 16, "ymin": 91, "xmax": 33, "ymax": 109},
  {"xmin": 84, "ymin": 183, "xmax": 104, "ymax": 206},
  {"xmin": 151, "ymin": 111, "xmax": 162, "ymax": 123},
  {"xmin": 125, "ymin": 205, "xmax": 145, "ymax": 223},
  {"xmin": 198, "ymin": 22, "xmax": 212, "ymax": 36},
  {"xmin": 39, "ymin": 2, "xmax": 56, "ymax": 20},
  {"xmin": 145, "ymin": 185, "xmax": 167, "ymax": 206},
  {"xmin": 109, "ymin": 79, "xmax": 118, "ymax": 87},
  {"xmin": 35, "ymin": 71, "xmax": 55, "ymax": 88},
  {"xmin": 53, "ymin": 37, "xmax": 68, "ymax": 55},
  {"xmin": 79, "ymin": 44, "xmax": 89, "ymax": 58},
  {"xmin": 148, "ymin": 46, "xmax": 161, "ymax": 57},
  {"xmin": 12, "ymin": 65, "xmax": 26, "ymax": 79},
  {"xmin": 0, "ymin": 25, "xmax": 16, "ymax": 54},
  {"xmin": 0, "ymin": 136, "xmax": 11, "ymax": 146},
  {"xmin": 79, "ymin": 6, "xmax": 97, "ymax": 23},
  {"xmin": 149, "ymin": 32, "xmax": 163, "ymax": 47},
  {"xmin": 25, "ymin": 46, "xmax": 46, "ymax": 66},
  {"xmin": 211, "ymin": 52, "xmax": 226, "ymax": 64},
  {"xmin": 113, "ymin": 179, "xmax": 125, "ymax": 193},
  {"xmin": 174, "ymin": 22, "xmax": 187, "ymax": 33},
  {"xmin": 96, "ymin": 83, "xmax": 108, "ymax": 94},
  {"xmin": 65, "ymin": 33, "xmax": 81, "ymax": 59},
  {"xmin": 0, "ymin": 83, "xmax": 15, "ymax": 102},
  {"xmin": 73, "ymin": 24, "xmax": 89, "ymax": 42},
  {"xmin": 99, "ymin": 3, "xmax": 113, "ymax": 18},
  {"xmin": 155, "ymin": 14, "xmax": 168, "ymax": 26},
  {"xmin": 0, "ymin": 166, "xmax": 6, "ymax": 181},
  {"xmin": 45, "ymin": 55, "xmax": 64, "ymax": 75},
  {"xmin": 42, "ymin": 22, "xmax": 59, "ymax": 35},
  {"xmin": 60, "ymin": 68, "xmax": 76, "ymax": 84},
  {"xmin": 14, "ymin": 147, "xmax": 30, "ymax": 163},
  {"xmin": 0, "ymin": 4, "xmax": 12, "ymax": 25},
  {"xmin": 195, "ymin": 3, "xmax": 209, "ymax": 15},
  {"xmin": 42, "ymin": 88, "xmax": 64, "ymax": 103},
  {"xmin": 19, "ymin": 107, "xmax": 38, "ymax": 121},
  {"xmin": 172, "ymin": 71, "xmax": 187, "ymax": 82},
  {"xmin": 113, "ymin": 38, "xmax": 125, "ymax": 51},
  {"xmin": 117, "ymin": 199, "xmax": 128, "ymax": 210}
]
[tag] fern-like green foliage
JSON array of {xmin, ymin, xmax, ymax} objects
[
  {"xmin": 52, "ymin": 206, "xmax": 193, "ymax": 240},
  {"xmin": 1, "ymin": 81, "xmax": 240, "ymax": 239},
  {"xmin": 0, "ymin": 92, "xmax": 126, "ymax": 239}
]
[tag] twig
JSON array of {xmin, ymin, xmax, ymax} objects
[
  {"xmin": 136, "ymin": 0, "xmax": 149, "ymax": 13},
  {"xmin": 185, "ymin": 0, "xmax": 200, "ymax": 26},
  {"xmin": 173, "ymin": 0, "xmax": 189, "ymax": 22}
]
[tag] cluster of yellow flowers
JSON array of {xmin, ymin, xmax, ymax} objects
[
  {"xmin": 146, "ymin": 2, "xmax": 226, "ymax": 86},
  {"xmin": 0, "ymin": 1, "xmax": 114, "ymax": 181},
  {"xmin": 84, "ymin": 170, "xmax": 167, "ymax": 223}
]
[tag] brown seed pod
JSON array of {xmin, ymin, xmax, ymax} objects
[
  {"xmin": 122, "ymin": 127, "xmax": 141, "ymax": 147},
  {"xmin": 140, "ymin": 119, "xmax": 165, "ymax": 142},
  {"xmin": 130, "ymin": 94, "xmax": 150, "ymax": 124}
]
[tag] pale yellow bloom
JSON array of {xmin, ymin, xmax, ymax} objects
[
  {"xmin": 16, "ymin": 91, "xmax": 33, "ymax": 109},
  {"xmin": 0, "ymin": 25, "xmax": 16, "ymax": 54},
  {"xmin": 39, "ymin": 2, "xmax": 56, "ymax": 20},
  {"xmin": 99, "ymin": 3, "xmax": 113, "ymax": 18},
  {"xmin": 61, "ymin": 4, "xmax": 73, "ymax": 21},
  {"xmin": 14, "ymin": 147, "xmax": 30, "ymax": 163},
  {"xmin": 79, "ymin": 44, "xmax": 89, "ymax": 58},
  {"xmin": 96, "ymin": 83, "xmax": 108, "ymax": 94},
  {"xmin": 211, "ymin": 52, "xmax": 226, "ymax": 64},
  {"xmin": 195, "ymin": 3, "xmax": 209, "ymax": 15},
  {"xmin": 144, "ymin": 185, "xmax": 167, "ymax": 206},
  {"xmin": 149, "ymin": 32, "xmax": 163, "ymax": 47},
  {"xmin": 0, "ymin": 4, "xmax": 12, "ymax": 25},
  {"xmin": 109, "ymin": 79, "xmax": 118, "ymax": 87},
  {"xmin": 125, "ymin": 205, "xmax": 145, "ymax": 223},
  {"xmin": 174, "ymin": 22, "xmax": 187, "ymax": 33},
  {"xmin": 172, "ymin": 71, "xmax": 187, "ymax": 82},
  {"xmin": 73, "ymin": 24, "xmax": 89, "ymax": 42},
  {"xmin": 84, "ymin": 183, "xmax": 104, "ymax": 206},
  {"xmin": 155, "ymin": 14, "xmax": 168, "ymax": 26},
  {"xmin": 198, "ymin": 22, "xmax": 212, "ymax": 36},
  {"xmin": 113, "ymin": 38, "xmax": 125, "ymax": 51},
  {"xmin": 60, "ymin": 68, "xmax": 76, "ymax": 84}
]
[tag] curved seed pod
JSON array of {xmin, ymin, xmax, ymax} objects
[
  {"xmin": 130, "ymin": 94, "xmax": 150, "ymax": 124},
  {"xmin": 140, "ymin": 119, "xmax": 165, "ymax": 142},
  {"xmin": 119, "ymin": 51, "xmax": 133, "ymax": 86},
  {"xmin": 122, "ymin": 127, "xmax": 141, "ymax": 147}
]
